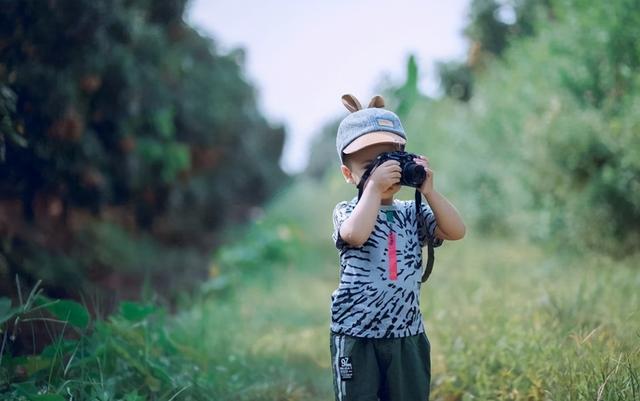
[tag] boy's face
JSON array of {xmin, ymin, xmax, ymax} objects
[{"xmin": 341, "ymin": 142, "xmax": 403, "ymax": 199}]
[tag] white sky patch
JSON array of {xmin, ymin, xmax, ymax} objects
[{"xmin": 186, "ymin": 0, "xmax": 470, "ymax": 173}]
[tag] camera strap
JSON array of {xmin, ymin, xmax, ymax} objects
[{"xmin": 417, "ymin": 188, "xmax": 435, "ymax": 284}]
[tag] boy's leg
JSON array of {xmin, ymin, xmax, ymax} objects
[
  {"xmin": 377, "ymin": 332, "xmax": 431, "ymax": 401},
  {"xmin": 330, "ymin": 331, "xmax": 381, "ymax": 401}
]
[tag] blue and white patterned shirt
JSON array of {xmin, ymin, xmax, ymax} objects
[{"xmin": 331, "ymin": 197, "xmax": 443, "ymax": 338}]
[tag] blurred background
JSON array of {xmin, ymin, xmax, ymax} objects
[{"xmin": 0, "ymin": 0, "xmax": 638, "ymax": 400}]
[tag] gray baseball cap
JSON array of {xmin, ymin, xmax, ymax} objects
[{"xmin": 336, "ymin": 96, "xmax": 406, "ymax": 163}]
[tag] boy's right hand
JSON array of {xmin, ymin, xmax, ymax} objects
[{"xmin": 365, "ymin": 160, "xmax": 401, "ymax": 194}]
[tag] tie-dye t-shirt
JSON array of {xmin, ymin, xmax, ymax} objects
[{"xmin": 331, "ymin": 197, "xmax": 443, "ymax": 338}]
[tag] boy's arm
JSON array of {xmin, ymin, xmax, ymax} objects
[
  {"xmin": 338, "ymin": 185, "xmax": 381, "ymax": 247},
  {"xmin": 415, "ymin": 156, "xmax": 466, "ymax": 241},
  {"xmin": 339, "ymin": 161, "xmax": 401, "ymax": 247},
  {"xmin": 424, "ymin": 190, "xmax": 465, "ymax": 241}
]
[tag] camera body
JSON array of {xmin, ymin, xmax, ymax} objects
[{"xmin": 364, "ymin": 151, "xmax": 426, "ymax": 188}]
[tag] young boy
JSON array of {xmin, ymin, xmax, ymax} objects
[{"xmin": 330, "ymin": 94, "xmax": 465, "ymax": 401}]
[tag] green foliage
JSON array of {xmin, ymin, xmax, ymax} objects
[
  {"xmin": 475, "ymin": 0, "xmax": 640, "ymax": 253},
  {"xmin": 206, "ymin": 214, "xmax": 303, "ymax": 295},
  {"xmin": 465, "ymin": 0, "xmax": 549, "ymax": 57},
  {"xmin": 393, "ymin": 55, "xmax": 421, "ymax": 118},
  {"xmin": 437, "ymin": 0, "xmax": 550, "ymax": 103},
  {"xmin": 0, "ymin": 283, "xmax": 203, "ymax": 400},
  {"xmin": 0, "ymin": 297, "xmax": 17, "ymax": 325},
  {"xmin": 466, "ymin": 0, "xmax": 512, "ymax": 55},
  {"xmin": 35, "ymin": 296, "xmax": 90, "ymax": 329},
  {"xmin": 0, "ymin": 0, "xmax": 287, "ymax": 302},
  {"xmin": 436, "ymin": 60, "xmax": 474, "ymax": 101},
  {"xmin": 118, "ymin": 301, "xmax": 158, "ymax": 323},
  {"xmin": 215, "ymin": 224, "xmax": 295, "ymax": 272},
  {"xmin": 423, "ymin": 0, "xmax": 640, "ymax": 254},
  {"xmin": 550, "ymin": 0, "xmax": 640, "ymax": 109},
  {"xmin": 3, "ymin": 220, "xmax": 210, "ymax": 306}
]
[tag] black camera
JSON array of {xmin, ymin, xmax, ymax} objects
[{"xmin": 361, "ymin": 151, "xmax": 426, "ymax": 189}]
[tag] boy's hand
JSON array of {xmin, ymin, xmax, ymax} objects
[
  {"xmin": 365, "ymin": 160, "xmax": 401, "ymax": 194},
  {"xmin": 414, "ymin": 155, "xmax": 435, "ymax": 196}
]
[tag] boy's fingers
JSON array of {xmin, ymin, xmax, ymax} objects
[
  {"xmin": 377, "ymin": 164, "xmax": 401, "ymax": 174},
  {"xmin": 381, "ymin": 160, "xmax": 400, "ymax": 168}
]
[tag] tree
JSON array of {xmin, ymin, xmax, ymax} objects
[{"xmin": 0, "ymin": 0, "xmax": 287, "ymax": 306}]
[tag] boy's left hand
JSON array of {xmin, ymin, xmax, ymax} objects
[{"xmin": 414, "ymin": 155, "xmax": 434, "ymax": 197}]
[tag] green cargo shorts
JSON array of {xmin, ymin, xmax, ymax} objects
[{"xmin": 330, "ymin": 331, "xmax": 431, "ymax": 401}]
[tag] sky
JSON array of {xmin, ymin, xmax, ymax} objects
[{"xmin": 186, "ymin": 0, "xmax": 470, "ymax": 173}]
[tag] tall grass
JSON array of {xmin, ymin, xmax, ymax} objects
[
  {"xmin": 1, "ymin": 175, "xmax": 638, "ymax": 400},
  {"xmin": 178, "ymin": 175, "xmax": 640, "ymax": 400}
]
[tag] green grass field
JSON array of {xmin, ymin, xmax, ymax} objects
[
  {"xmin": 174, "ymin": 177, "xmax": 640, "ymax": 401},
  {"xmin": 3, "ymin": 175, "xmax": 637, "ymax": 401}
]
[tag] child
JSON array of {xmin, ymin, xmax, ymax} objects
[{"xmin": 330, "ymin": 94, "xmax": 465, "ymax": 401}]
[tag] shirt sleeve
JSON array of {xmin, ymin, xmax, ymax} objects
[
  {"xmin": 418, "ymin": 201, "xmax": 444, "ymax": 248},
  {"xmin": 332, "ymin": 201, "xmax": 354, "ymax": 250}
]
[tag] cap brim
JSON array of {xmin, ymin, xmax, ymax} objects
[{"xmin": 343, "ymin": 131, "xmax": 406, "ymax": 154}]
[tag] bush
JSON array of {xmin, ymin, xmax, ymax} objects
[{"xmin": 420, "ymin": 0, "xmax": 640, "ymax": 255}]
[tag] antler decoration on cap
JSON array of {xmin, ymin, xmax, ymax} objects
[
  {"xmin": 368, "ymin": 95, "xmax": 385, "ymax": 108},
  {"xmin": 341, "ymin": 94, "xmax": 363, "ymax": 113}
]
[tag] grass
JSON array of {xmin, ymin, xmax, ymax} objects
[
  {"xmin": 2, "ymin": 176, "xmax": 638, "ymax": 400},
  {"xmin": 172, "ymin": 175, "xmax": 640, "ymax": 400}
]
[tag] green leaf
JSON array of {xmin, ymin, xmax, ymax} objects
[
  {"xmin": 37, "ymin": 296, "xmax": 90, "ymax": 329},
  {"xmin": 137, "ymin": 137, "xmax": 164, "ymax": 162},
  {"xmin": 40, "ymin": 339, "xmax": 77, "ymax": 358},
  {"xmin": 12, "ymin": 381, "xmax": 38, "ymax": 395},
  {"xmin": 153, "ymin": 108, "xmax": 175, "ymax": 139},
  {"xmin": 0, "ymin": 297, "xmax": 12, "ymax": 313},
  {"xmin": 119, "ymin": 301, "xmax": 157, "ymax": 322},
  {"xmin": 0, "ymin": 297, "xmax": 19, "ymax": 325}
]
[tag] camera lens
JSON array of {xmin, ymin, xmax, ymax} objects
[{"xmin": 402, "ymin": 163, "xmax": 426, "ymax": 187}]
